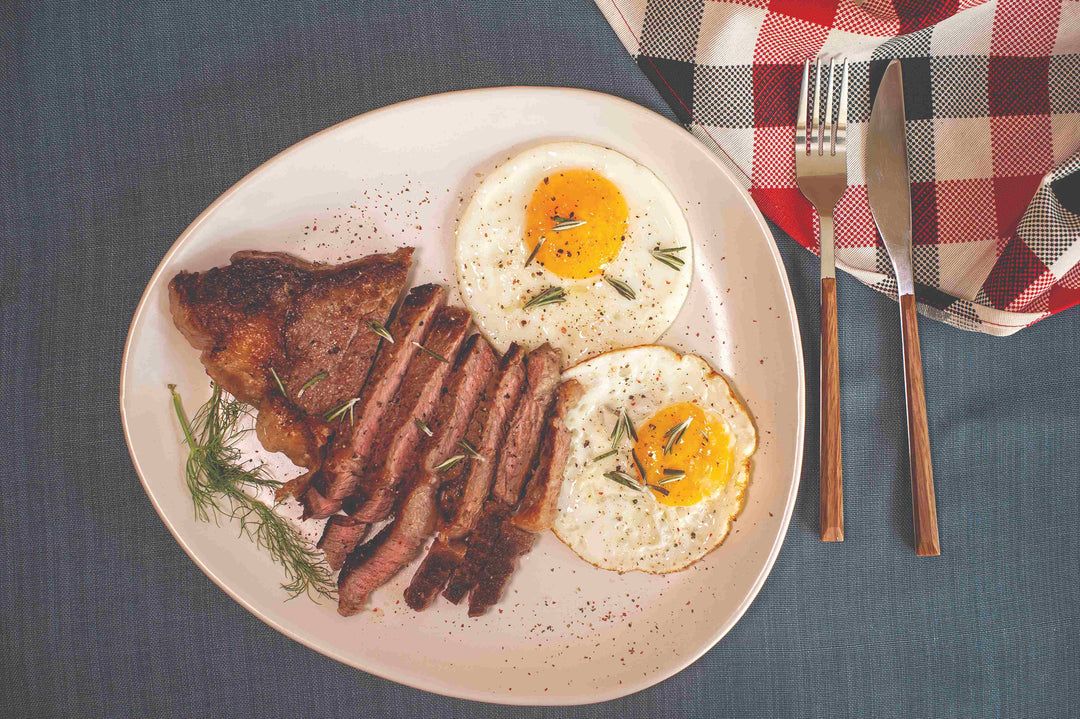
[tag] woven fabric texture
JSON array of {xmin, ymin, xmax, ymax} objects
[{"xmin": 596, "ymin": 0, "xmax": 1080, "ymax": 334}]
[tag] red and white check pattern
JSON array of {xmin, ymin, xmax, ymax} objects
[{"xmin": 597, "ymin": 0, "xmax": 1080, "ymax": 334}]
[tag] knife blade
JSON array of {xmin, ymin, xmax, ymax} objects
[
  {"xmin": 866, "ymin": 59, "xmax": 941, "ymax": 556},
  {"xmin": 867, "ymin": 60, "xmax": 914, "ymax": 295}
]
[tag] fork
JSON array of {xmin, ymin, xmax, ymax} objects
[{"xmin": 795, "ymin": 57, "xmax": 849, "ymax": 542}]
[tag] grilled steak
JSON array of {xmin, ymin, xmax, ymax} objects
[
  {"xmin": 440, "ymin": 344, "xmax": 526, "ymax": 540},
  {"xmin": 403, "ymin": 538, "xmax": 467, "ymax": 611},
  {"xmin": 333, "ymin": 334, "xmax": 497, "ymax": 612},
  {"xmin": 467, "ymin": 522, "xmax": 537, "ymax": 617},
  {"xmin": 349, "ymin": 307, "xmax": 472, "ymax": 524},
  {"xmin": 305, "ymin": 284, "xmax": 446, "ymax": 517},
  {"xmin": 253, "ymin": 394, "xmax": 325, "ymax": 469},
  {"xmin": 442, "ymin": 500, "xmax": 512, "ymax": 604},
  {"xmin": 317, "ymin": 515, "xmax": 368, "ymax": 571},
  {"xmin": 169, "ymin": 248, "xmax": 412, "ymax": 406},
  {"xmin": 491, "ymin": 344, "xmax": 561, "ymax": 505},
  {"xmin": 511, "ymin": 379, "xmax": 583, "ymax": 532}
]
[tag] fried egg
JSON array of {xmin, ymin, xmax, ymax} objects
[
  {"xmin": 553, "ymin": 346, "xmax": 756, "ymax": 573},
  {"xmin": 456, "ymin": 142, "xmax": 692, "ymax": 366}
]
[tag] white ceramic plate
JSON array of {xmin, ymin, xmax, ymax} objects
[{"xmin": 121, "ymin": 87, "xmax": 804, "ymax": 705}]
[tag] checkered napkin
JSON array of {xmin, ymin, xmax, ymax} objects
[{"xmin": 596, "ymin": 0, "xmax": 1080, "ymax": 334}]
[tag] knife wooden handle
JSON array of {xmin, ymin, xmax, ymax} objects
[
  {"xmin": 899, "ymin": 294, "xmax": 939, "ymax": 556},
  {"xmin": 820, "ymin": 277, "xmax": 843, "ymax": 542}
]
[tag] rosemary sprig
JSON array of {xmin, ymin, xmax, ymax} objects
[
  {"xmin": 551, "ymin": 213, "xmax": 587, "ymax": 231},
  {"xmin": 269, "ymin": 367, "xmax": 287, "ymax": 397},
  {"xmin": 590, "ymin": 449, "xmax": 618, "ymax": 463},
  {"xmin": 297, "ymin": 371, "xmax": 328, "ymax": 398},
  {"xmin": 324, "ymin": 396, "xmax": 360, "ymax": 425},
  {"xmin": 523, "ymin": 286, "xmax": 566, "ymax": 310},
  {"xmin": 605, "ymin": 276, "xmax": 636, "ymax": 300},
  {"xmin": 631, "ymin": 449, "xmax": 647, "ymax": 481},
  {"xmin": 524, "ymin": 237, "xmax": 545, "ymax": 267},
  {"xmin": 367, "ymin": 319, "xmax": 394, "ymax": 343},
  {"xmin": 609, "ymin": 409, "xmax": 636, "ymax": 450},
  {"xmin": 415, "ymin": 418, "xmax": 433, "ymax": 437},
  {"xmin": 663, "ymin": 416, "xmax": 693, "ymax": 456},
  {"xmin": 434, "ymin": 454, "xmax": 466, "ymax": 472},
  {"xmin": 456, "ymin": 438, "xmax": 484, "ymax": 460},
  {"xmin": 413, "ymin": 341, "xmax": 450, "ymax": 363},
  {"xmin": 650, "ymin": 246, "xmax": 686, "ymax": 271},
  {"xmin": 552, "ymin": 219, "xmax": 587, "ymax": 231},
  {"xmin": 659, "ymin": 468, "xmax": 686, "ymax": 484},
  {"xmin": 169, "ymin": 383, "xmax": 336, "ymax": 602},
  {"xmin": 604, "ymin": 470, "xmax": 643, "ymax": 492}
]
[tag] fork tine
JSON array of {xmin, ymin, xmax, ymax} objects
[
  {"xmin": 796, "ymin": 59, "xmax": 809, "ymax": 154},
  {"xmin": 836, "ymin": 58, "xmax": 849, "ymax": 150},
  {"xmin": 812, "ymin": 59, "xmax": 823, "ymax": 156},
  {"xmin": 825, "ymin": 58, "xmax": 836, "ymax": 156}
]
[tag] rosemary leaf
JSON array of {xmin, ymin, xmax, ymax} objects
[
  {"xmin": 646, "ymin": 483, "xmax": 671, "ymax": 496},
  {"xmin": 367, "ymin": 319, "xmax": 395, "ymax": 343},
  {"xmin": 413, "ymin": 341, "xmax": 450, "ymax": 363},
  {"xmin": 524, "ymin": 236, "xmax": 545, "ymax": 267},
  {"xmin": 456, "ymin": 438, "xmax": 483, "ymax": 460},
  {"xmin": 169, "ymin": 383, "xmax": 336, "ymax": 602},
  {"xmin": 663, "ymin": 417, "xmax": 693, "ymax": 456},
  {"xmin": 552, "ymin": 219, "xmax": 587, "ymax": 232},
  {"xmin": 590, "ymin": 449, "xmax": 618, "ymax": 463},
  {"xmin": 631, "ymin": 449, "xmax": 647, "ymax": 481},
  {"xmin": 659, "ymin": 469, "xmax": 686, "ymax": 484},
  {"xmin": 650, "ymin": 246, "xmax": 687, "ymax": 271},
  {"xmin": 269, "ymin": 367, "xmax": 287, "ymax": 397},
  {"xmin": 324, "ymin": 397, "xmax": 360, "ymax": 424},
  {"xmin": 605, "ymin": 276, "xmax": 636, "ymax": 300},
  {"xmin": 621, "ymin": 410, "xmax": 638, "ymax": 442},
  {"xmin": 523, "ymin": 286, "xmax": 566, "ymax": 310},
  {"xmin": 297, "ymin": 371, "xmax": 328, "ymax": 398},
  {"xmin": 603, "ymin": 470, "xmax": 643, "ymax": 492},
  {"xmin": 415, "ymin": 418, "xmax": 433, "ymax": 436},
  {"xmin": 434, "ymin": 454, "xmax": 466, "ymax": 472}
]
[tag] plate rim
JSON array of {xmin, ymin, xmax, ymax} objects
[{"xmin": 119, "ymin": 85, "xmax": 806, "ymax": 706}]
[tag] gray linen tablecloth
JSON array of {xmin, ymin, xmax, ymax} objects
[{"xmin": 2, "ymin": 2, "xmax": 1077, "ymax": 717}]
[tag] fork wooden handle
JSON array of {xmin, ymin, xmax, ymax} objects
[
  {"xmin": 899, "ymin": 294, "xmax": 939, "ymax": 556},
  {"xmin": 820, "ymin": 277, "xmax": 843, "ymax": 542}
]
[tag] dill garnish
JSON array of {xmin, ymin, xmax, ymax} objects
[{"xmin": 169, "ymin": 383, "xmax": 336, "ymax": 602}]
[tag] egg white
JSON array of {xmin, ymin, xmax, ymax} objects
[
  {"xmin": 455, "ymin": 142, "xmax": 693, "ymax": 366},
  {"xmin": 553, "ymin": 346, "xmax": 757, "ymax": 574}
]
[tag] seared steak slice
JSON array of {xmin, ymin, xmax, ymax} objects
[
  {"xmin": 512, "ymin": 379, "xmax": 583, "ymax": 532},
  {"xmin": 419, "ymin": 334, "xmax": 498, "ymax": 474},
  {"xmin": 169, "ymin": 249, "xmax": 412, "ymax": 406},
  {"xmin": 467, "ymin": 522, "xmax": 537, "ymax": 617},
  {"xmin": 350, "ymin": 307, "xmax": 472, "ymax": 523},
  {"xmin": 337, "ymin": 478, "xmax": 439, "ymax": 616},
  {"xmin": 306, "ymin": 284, "xmax": 446, "ymax": 517},
  {"xmin": 333, "ymin": 334, "xmax": 497, "ymax": 613},
  {"xmin": 443, "ymin": 500, "xmax": 512, "ymax": 604},
  {"xmin": 440, "ymin": 344, "xmax": 526, "ymax": 540},
  {"xmin": 403, "ymin": 538, "xmax": 467, "ymax": 611},
  {"xmin": 283, "ymin": 252, "xmax": 411, "ymax": 416},
  {"xmin": 317, "ymin": 515, "xmax": 368, "ymax": 571},
  {"xmin": 491, "ymin": 344, "xmax": 562, "ymax": 506}
]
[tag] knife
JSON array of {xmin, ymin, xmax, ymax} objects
[{"xmin": 866, "ymin": 60, "xmax": 940, "ymax": 557}]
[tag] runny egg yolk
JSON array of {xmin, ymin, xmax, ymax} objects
[
  {"xmin": 633, "ymin": 402, "xmax": 733, "ymax": 507},
  {"xmin": 522, "ymin": 169, "xmax": 628, "ymax": 279}
]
